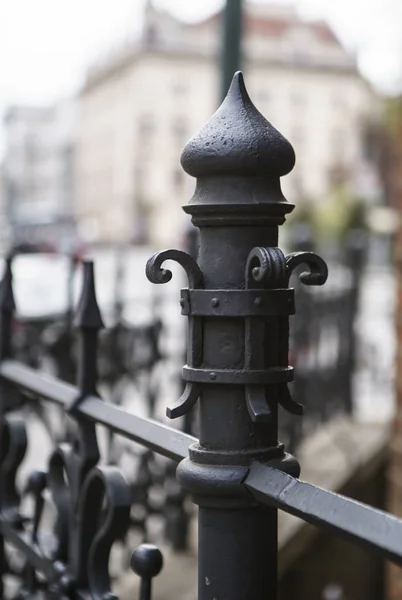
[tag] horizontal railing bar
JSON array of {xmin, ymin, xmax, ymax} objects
[
  {"xmin": 0, "ymin": 360, "xmax": 72, "ymax": 407},
  {"xmin": 78, "ymin": 397, "xmax": 195, "ymax": 461},
  {"xmin": 0, "ymin": 360, "xmax": 195, "ymax": 462},
  {"xmin": 244, "ymin": 462, "xmax": 402, "ymax": 566},
  {"xmin": 0, "ymin": 518, "xmax": 56, "ymax": 579}
]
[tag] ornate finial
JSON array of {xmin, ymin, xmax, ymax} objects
[
  {"xmin": 181, "ymin": 71, "xmax": 295, "ymax": 180},
  {"xmin": 74, "ymin": 261, "xmax": 104, "ymax": 331},
  {"xmin": 0, "ymin": 258, "xmax": 16, "ymax": 314},
  {"xmin": 0, "ymin": 258, "xmax": 15, "ymax": 361},
  {"xmin": 69, "ymin": 261, "xmax": 104, "ymax": 406},
  {"xmin": 131, "ymin": 544, "xmax": 163, "ymax": 600}
]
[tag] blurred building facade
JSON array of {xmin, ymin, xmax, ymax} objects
[
  {"xmin": 2, "ymin": 100, "xmax": 77, "ymax": 252},
  {"xmin": 388, "ymin": 95, "xmax": 402, "ymax": 600},
  {"xmin": 75, "ymin": 1, "xmax": 379, "ymax": 247}
]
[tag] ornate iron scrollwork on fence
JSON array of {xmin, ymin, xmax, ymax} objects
[
  {"xmin": 146, "ymin": 244, "xmax": 327, "ymax": 425},
  {"xmin": 0, "ymin": 260, "xmax": 168, "ymax": 599}
]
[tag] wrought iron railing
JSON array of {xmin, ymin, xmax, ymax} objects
[{"xmin": 0, "ymin": 72, "xmax": 399, "ymax": 599}]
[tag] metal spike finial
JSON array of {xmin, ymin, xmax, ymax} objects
[
  {"xmin": 131, "ymin": 544, "xmax": 163, "ymax": 600},
  {"xmin": 74, "ymin": 261, "xmax": 104, "ymax": 331},
  {"xmin": 0, "ymin": 258, "xmax": 16, "ymax": 360},
  {"xmin": 0, "ymin": 258, "xmax": 16, "ymax": 314},
  {"xmin": 181, "ymin": 71, "xmax": 295, "ymax": 180},
  {"xmin": 69, "ymin": 261, "xmax": 104, "ymax": 405}
]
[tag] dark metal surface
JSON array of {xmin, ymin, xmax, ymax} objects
[
  {"xmin": 0, "ymin": 360, "xmax": 195, "ymax": 461},
  {"xmin": 244, "ymin": 462, "xmax": 402, "ymax": 565},
  {"xmin": 131, "ymin": 544, "xmax": 163, "ymax": 600},
  {"xmin": 147, "ymin": 72, "xmax": 326, "ymax": 600}
]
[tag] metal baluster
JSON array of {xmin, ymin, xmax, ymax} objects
[
  {"xmin": 46, "ymin": 260, "xmax": 132, "ymax": 598},
  {"xmin": 74, "ymin": 261, "xmax": 104, "ymax": 399},
  {"xmin": 131, "ymin": 544, "xmax": 163, "ymax": 600},
  {"xmin": 0, "ymin": 258, "xmax": 15, "ymax": 362},
  {"xmin": 50, "ymin": 261, "xmax": 103, "ymax": 588},
  {"xmin": 0, "ymin": 257, "xmax": 16, "ymax": 597}
]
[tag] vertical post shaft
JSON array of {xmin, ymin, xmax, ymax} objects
[
  {"xmin": 0, "ymin": 258, "xmax": 15, "ymax": 598},
  {"xmin": 220, "ymin": 0, "xmax": 243, "ymax": 101}
]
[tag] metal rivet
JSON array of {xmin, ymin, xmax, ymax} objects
[
  {"xmin": 211, "ymin": 298, "xmax": 219, "ymax": 308},
  {"xmin": 254, "ymin": 297, "xmax": 262, "ymax": 306},
  {"xmin": 210, "ymin": 372, "xmax": 217, "ymax": 381}
]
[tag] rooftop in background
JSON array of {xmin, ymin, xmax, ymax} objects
[{"xmin": 83, "ymin": 1, "xmax": 357, "ymax": 92}]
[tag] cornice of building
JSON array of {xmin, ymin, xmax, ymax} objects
[
  {"xmin": 81, "ymin": 2, "xmax": 359, "ymax": 96},
  {"xmin": 81, "ymin": 48, "xmax": 359, "ymax": 96}
]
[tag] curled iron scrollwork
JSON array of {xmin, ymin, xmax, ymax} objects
[
  {"xmin": 285, "ymin": 251, "xmax": 328, "ymax": 286},
  {"xmin": 245, "ymin": 246, "xmax": 287, "ymax": 288},
  {"xmin": 152, "ymin": 245, "xmax": 322, "ymax": 423},
  {"xmin": 146, "ymin": 250, "xmax": 203, "ymax": 419},
  {"xmin": 0, "ymin": 259, "xmax": 136, "ymax": 599},
  {"xmin": 76, "ymin": 466, "xmax": 132, "ymax": 599},
  {"xmin": 166, "ymin": 381, "xmax": 201, "ymax": 419},
  {"xmin": 146, "ymin": 249, "xmax": 202, "ymax": 289},
  {"xmin": 243, "ymin": 246, "xmax": 305, "ymax": 421}
]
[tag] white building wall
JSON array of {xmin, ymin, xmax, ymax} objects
[{"xmin": 75, "ymin": 4, "xmax": 379, "ymax": 249}]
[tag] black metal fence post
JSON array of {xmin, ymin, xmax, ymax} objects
[
  {"xmin": 0, "ymin": 259, "xmax": 15, "ymax": 363},
  {"xmin": 0, "ymin": 258, "xmax": 16, "ymax": 597},
  {"xmin": 147, "ymin": 72, "xmax": 327, "ymax": 599}
]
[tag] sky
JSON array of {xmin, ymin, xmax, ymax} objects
[{"xmin": 1, "ymin": 0, "xmax": 402, "ymax": 154}]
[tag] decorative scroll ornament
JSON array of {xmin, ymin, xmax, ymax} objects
[
  {"xmin": 146, "ymin": 250, "xmax": 203, "ymax": 418},
  {"xmin": 0, "ymin": 260, "xmax": 133, "ymax": 599},
  {"xmin": 285, "ymin": 251, "xmax": 328, "ymax": 286},
  {"xmin": 244, "ymin": 247, "xmax": 328, "ymax": 422},
  {"xmin": 146, "ymin": 243, "xmax": 328, "ymax": 425},
  {"xmin": 146, "ymin": 249, "xmax": 202, "ymax": 289},
  {"xmin": 245, "ymin": 246, "xmax": 296, "ymax": 422}
]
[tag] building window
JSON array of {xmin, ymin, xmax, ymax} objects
[
  {"xmin": 331, "ymin": 129, "xmax": 345, "ymax": 157},
  {"xmin": 138, "ymin": 114, "xmax": 155, "ymax": 136},
  {"xmin": 291, "ymin": 127, "xmax": 304, "ymax": 146},
  {"xmin": 172, "ymin": 117, "xmax": 187, "ymax": 139},
  {"xmin": 173, "ymin": 169, "xmax": 184, "ymax": 190},
  {"xmin": 332, "ymin": 94, "xmax": 348, "ymax": 111},
  {"xmin": 144, "ymin": 24, "xmax": 157, "ymax": 45},
  {"xmin": 134, "ymin": 166, "xmax": 143, "ymax": 193},
  {"xmin": 290, "ymin": 91, "xmax": 305, "ymax": 106},
  {"xmin": 172, "ymin": 82, "xmax": 188, "ymax": 96},
  {"xmin": 257, "ymin": 90, "xmax": 270, "ymax": 104}
]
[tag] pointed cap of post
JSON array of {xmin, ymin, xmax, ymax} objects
[
  {"xmin": 0, "ymin": 258, "xmax": 16, "ymax": 313},
  {"xmin": 180, "ymin": 72, "xmax": 295, "ymax": 222},
  {"xmin": 74, "ymin": 261, "xmax": 104, "ymax": 330},
  {"xmin": 181, "ymin": 72, "xmax": 295, "ymax": 177}
]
